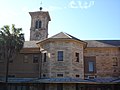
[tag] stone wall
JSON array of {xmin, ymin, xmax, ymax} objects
[
  {"xmin": 84, "ymin": 47, "xmax": 120, "ymax": 77},
  {"xmin": 40, "ymin": 39, "xmax": 84, "ymax": 79},
  {"xmin": 29, "ymin": 11, "xmax": 50, "ymax": 41}
]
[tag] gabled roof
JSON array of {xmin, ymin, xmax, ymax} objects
[
  {"xmin": 85, "ymin": 40, "xmax": 120, "ymax": 47},
  {"xmin": 50, "ymin": 32, "xmax": 72, "ymax": 39},
  {"xmin": 50, "ymin": 32, "xmax": 79, "ymax": 40},
  {"xmin": 49, "ymin": 32, "xmax": 86, "ymax": 44},
  {"xmin": 37, "ymin": 32, "xmax": 87, "ymax": 46},
  {"xmin": 23, "ymin": 41, "xmax": 39, "ymax": 48},
  {"xmin": 23, "ymin": 33, "xmax": 120, "ymax": 48},
  {"xmin": 96, "ymin": 40, "xmax": 120, "ymax": 47}
]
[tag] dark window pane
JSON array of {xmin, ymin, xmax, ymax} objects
[
  {"xmin": 33, "ymin": 55, "xmax": 39, "ymax": 63},
  {"xmin": 35, "ymin": 20, "xmax": 42, "ymax": 29},
  {"xmin": 24, "ymin": 55, "xmax": 28, "ymax": 63},
  {"xmin": 43, "ymin": 74, "xmax": 46, "ymax": 77},
  {"xmin": 76, "ymin": 75, "xmax": 80, "ymax": 77},
  {"xmin": 88, "ymin": 61, "xmax": 94, "ymax": 72},
  {"xmin": 44, "ymin": 53, "xmax": 46, "ymax": 62},
  {"xmin": 8, "ymin": 75, "xmax": 15, "ymax": 77},
  {"xmin": 35, "ymin": 21, "xmax": 38, "ymax": 29},
  {"xmin": 75, "ymin": 53, "xmax": 79, "ymax": 62},
  {"xmin": 36, "ymin": 34, "xmax": 39, "ymax": 37},
  {"xmin": 57, "ymin": 74, "xmax": 63, "ymax": 77},
  {"xmin": 39, "ymin": 21, "xmax": 42, "ymax": 28},
  {"xmin": 58, "ymin": 51, "xmax": 63, "ymax": 61}
]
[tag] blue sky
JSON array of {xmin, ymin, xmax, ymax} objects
[{"xmin": 0, "ymin": 0, "xmax": 120, "ymax": 41}]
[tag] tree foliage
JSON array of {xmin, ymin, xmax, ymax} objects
[
  {"xmin": 0, "ymin": 24, "xmax": 24, "ymax": 82},
  {"xmin": 0, "ymin": 24, "xmax": 24, "ymax": 52}
]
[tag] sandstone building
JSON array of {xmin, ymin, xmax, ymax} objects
[{"xmin": 0, "ymin": 9, "xmax": 120, "ymax": 90}]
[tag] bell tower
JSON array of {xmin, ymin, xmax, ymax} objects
[{"xmin": 29, "ymin": 8, "xmax": 51, "ymax": 41}]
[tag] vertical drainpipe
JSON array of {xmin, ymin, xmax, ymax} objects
[{"xmin": 39, "ymin": 51, "xmax": 42, "ymax": 78}]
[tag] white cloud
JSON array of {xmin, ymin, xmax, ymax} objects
[
  {"xmin": 68, "ymin": 1, "xmax": 79, "ymax": 8},
  {"xmin": 68, "ymin": 0, "xmax": 95, "ymax": 9},
  {"xmin": 43, "ymin": 1, "xmax": 95, "ymax": 11},
  {"xmin": 80, "ymin": 1, "xmax": 95, "ymax": 9}
]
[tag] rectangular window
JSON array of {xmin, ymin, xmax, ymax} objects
[
  {"xmin": 76, "ymin": 75, "xmax": 80, "ymax": 78},
  {"xmin": 113, "ymin": 57, "xmax": 118, "ymax": 66},
  {"xmin": 8, "ymin": 75, "xmax": 15, "ymax": 77},
  {"xmin": 58, "ymin": 51, "xmax": 63, "ymax": 61},
  {"xmin": 57, "ymin": 74, "xmax": 63, "ymax": 77},
  {"xmin": 43, "ymin": 74, "xmax": 46, "ymax": 78},
  {"xmin": 88, "ymin": 61, "xmax": 94, "ymax": 72},
  {"xmin": 39, "ymin": 21, "xmax": 42, "ymax": 28},
  {"xmin": 24, "ymin": 55, "xmax": 28, "ymax": 63},
  {"xmin": 84, "ymin": 57, "xmax": 96, "ymax": 73},
  {"xmin": 75, "ymin": 53, "xmax": 79, "ymax": 62},
  {"xmin": 44, "ymin": 53, "xmax": 46, "ymax": 62},
  {"xmin": 35, "ymin": 20, "xmax": 42, "ymax": 29},
  {"xmin": 33, "ymin": 55, "xmax": 39, "ymax": 63},
  {"xmin": 57, "ymin": 84, "xmax": 63, "ymax": 90},
  {"xmin": 35, "ymin": 21, "xmax": 38, "ymax": 29}
]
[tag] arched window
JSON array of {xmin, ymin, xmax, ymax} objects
[
  {"xmin": 35, "ymin": 20, "xmax": 42, "ymax": 29},
  {"xmin": 35, "ymin": 21, "xmax": 38, "ymax": 29},
  {"xmin": 39, "ymin": 21, "xmax": 42, "ymax": 28}
]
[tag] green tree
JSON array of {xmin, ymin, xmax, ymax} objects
[{"xmin": 0, "ymin": 24, "xmax": 24, "ymax": 82}]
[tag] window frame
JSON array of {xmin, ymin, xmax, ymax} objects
[
  {"xmin": 113, "ymin": 57, "xmax": 118, "ymax": 66},
  {"xmin": 24, "ymin": 55, "xmax": 28, "ymax": 63},
  {"xmin": 76, "ymin": 74, "xmax": 80, "ymax": 78},
  {"xmin": 35, "ymin": 20, "xmax": 42, "ymax": 29},
  {"xmin": 88, "ymin": 61, "xmax": 94, "ymax": 72},
  {"xmin": 35, "ymin": 20, "xmax": 38, "ymax": 29},
  {"xmin": 57, "ymin": 74, "xmax": 63, "ymax": 77},
  {"xmin": 84, "ymin": 56, "xmax": 96, "ymax": 73},
  {"xmin": 57, "ymin": 51, "xmax": 63, "ymax": 61},
  {"xmin": 43, "ymin": 53, "xmax": 47, "ymax": 62},
  {"xmin": 39, "ymin": 21, "xmax": 42, "ymax": 28},
  {"xmin": 33, "ymin": 54, "xmax": 39, "ymax": 63},
  {"xmin": 75, "ymin": 52, "xmax": 79, "ymax": 62}
]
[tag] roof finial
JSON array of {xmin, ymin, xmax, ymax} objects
[{"xmin": 39, "ymin": 1, "xmax": 43, "ymax": 11}]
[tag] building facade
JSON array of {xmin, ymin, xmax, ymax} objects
[{"xmin": 0, "ymin": 9, "xmax": 120, "ymax": 90}]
